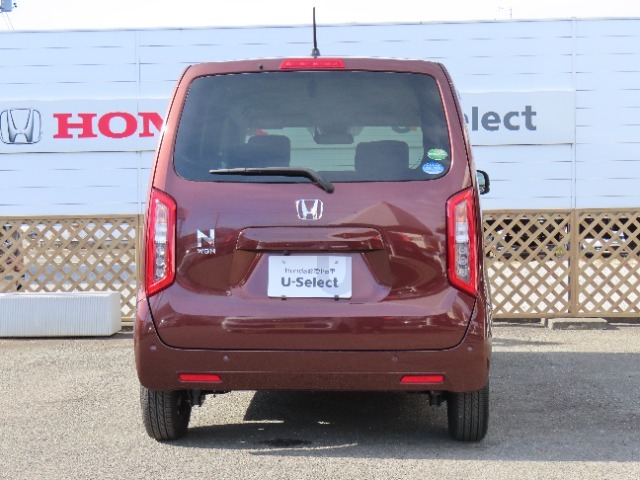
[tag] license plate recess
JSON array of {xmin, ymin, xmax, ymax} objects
[{"xmin": 267, "ymin": 255, "xmax": 352, "ymax": 299}]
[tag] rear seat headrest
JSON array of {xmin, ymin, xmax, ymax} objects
[
  {"xmin": 355, "ymin": 140, "xmax": 410, "ymax": 178},
  {"xmin": 228, "ymin": 135, "xmax": 291, "ymax": 169},
  {"xmin": 247, "ymin": 135, "xmax": 291, "ymax": 167}
]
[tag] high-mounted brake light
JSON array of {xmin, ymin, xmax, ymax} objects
[
  {"xmin": 145, "ymin": 188, "xmax": 176, "ymax": 297},
  {"xmin": 446, "ymin": 188, "xmax": 478, "ymax": 296},
  {"xmin": 280, "ymin": 58, "xmax": 346, "ymax": 70}
]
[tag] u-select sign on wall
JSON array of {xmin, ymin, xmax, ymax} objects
[{"xmin": 461, "ymin": 91, "xmax": 575, "ymax": 145}]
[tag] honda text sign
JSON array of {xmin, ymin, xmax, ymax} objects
[{"xmin": 0, "ymin": 99, "xmax": 167, "ymax": 153}]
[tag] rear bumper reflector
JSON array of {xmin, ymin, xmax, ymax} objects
[
  {"xmin": 178, "ymin": 373, "xmax": 222, "ymax": 383},
  {"xmin": 400, "ymin": 375, "xmax": 445, "ymax": 384}
]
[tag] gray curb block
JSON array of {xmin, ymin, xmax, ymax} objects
[
  {"xmin": 495, "ymin": 317, "xmax": 640, "ymax": 329},
  {"xmin": 543, "ymin": 317, "xmax": 609, "ymax": 330}
]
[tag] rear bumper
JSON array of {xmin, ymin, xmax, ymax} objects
[{"xmin": 135, "ymin": 296, "xmax": 491, "ymax": 393}]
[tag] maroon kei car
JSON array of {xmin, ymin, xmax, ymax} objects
[{"xmin": 135, "ymin": 57, "xmax": 492, "ymax": 442}]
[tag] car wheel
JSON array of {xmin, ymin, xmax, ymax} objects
[
  {"xmin": 447, "ymin": 383, "xmax": 489, "ymax": 442},
  {"xmin": 140, "ymin": 385, "xmax": 192, "ymax": 441}
]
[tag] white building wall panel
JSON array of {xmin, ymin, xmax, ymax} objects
[
  {"xmin": 576, "ymin": 143, "xmax": 640, "ymax": 162},
  {"xmin": 0, "ymin": 65, "xmax": 138, "ymax": 85},
  {"xmin": 1, "ymin": 19, "xmax": 640, "ymax": 215},
  {"xmin": 1, "ymin": 46, "xmax": 136, "ymax": 67},
  {"xmin": 138, "ymin": 82, "xmax": 176, "ymax": 99},
  {"xmin": 474, "ymin": 144, "xmax": 573, "ymax": 210},
  {"xmin": 444, "ymin": 55, "xmax": 572, "ymax": 76},
  {"xmin": 0, "ymin": 168, "xmax": 136, "ymax": 187},
  {"xmin": 576, "ymin": 19, "xmax": 640, "ymax": 36},
  {"xmin": 574, "ymin": 18, "xmax": 640, "ymax": 209},
  {"xmin": 2, "ymin": 83, "xmax": 141, "ymax": 102},
  {"xmin": 576, "ymin": 107, "xmax": 640, "ymax": 126},
  {"xmin": 454, "ymin": 74, "xmax": 573, "ymax": 92},
  {"xmin": 575, "ymin": 36, "xmax": 640, "ymax": 55},
  {"xmin": 0, "ymin": 151, "xmax": 142, "ymax": 214},
  {"xmin": 576, "ymin": 126, "xmax": 640, "ymax": 144},
  {"xmin": 577, "ymin": 90, "xmax": 640, "ymax": 109},
  {"xmin": 139, "ymin": 64, "xmax": 189, "ymax": 82},
  {"xmin": 576, "ymin": 72, "xmax": 640, "ymax": 91},
  {"xmin": 1, "ymin": 187, "xmax": 139, "ymax": 216},
  {"xmin": 574, "ymin": 53, "xmax": 640, "ymax": 73},
  {"xmin": 575, "ymin": 161, "xmax": 640, "ymax": 180},
  {"xmin": 0, "ymin": 30, "xmax": 137, "ymax": 48}
]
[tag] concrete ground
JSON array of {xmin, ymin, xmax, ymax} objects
[{"xmin": 0, "ymin": 323, "xmax": 638, "ymax": 479}]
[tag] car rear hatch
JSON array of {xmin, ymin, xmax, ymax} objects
[{"xmin": 146, "ymin": 58, "xmax": 477, "ymax": 351}]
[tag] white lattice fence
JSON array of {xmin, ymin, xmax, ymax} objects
[
  {"xmin": 575, "ymin": 210, "xmax": 640, "ymax": 316},
  {"xmin": 0, "ymin": 216, "xmax": 138, "ymax": 320},
  {"xmin": 2, "ymin": 211, "xmax": 639, "ymax": 322},
  {"xmin": 483, "ymin": 211, "xmax": 572, "ymax": 317},
  {"xmin": 484, "ymin": 209, "xmax": 640, "ymax": 318}
]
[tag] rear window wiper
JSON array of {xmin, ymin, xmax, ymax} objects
[{"xmin": 209, "ymin": 167, "xmax": 335, "ymax": 194}]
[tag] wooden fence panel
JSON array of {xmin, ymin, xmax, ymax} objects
[
  {"xmin": 575, "ymin": 210, "xmax": 640, "ymax": 316},
  {"xmin": 0, "ymin": 216, "xmax": 138, "ymax": 320},
  {"xmin": 484, "ymin": 209, "xmax": 640, "ymax": 318},
  {"xmin": 483, "ymin": 211, "xmax": 572, "ymax": 317}
]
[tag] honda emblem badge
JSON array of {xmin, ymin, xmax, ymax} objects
[
  {"xmin": 295, "ymin": 199, "xmax": 323, "ymax": 220},
  {"xmin": 0, "ymin": 109, "xmax": 43, "ymax": 144}
]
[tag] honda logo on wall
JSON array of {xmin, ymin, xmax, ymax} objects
[
  {"xmin": 0, "ymin": 109, "xmax": 42, "ymax": 144},
  {"xmin": 0, "ymin": 100, "xmax": 166, "ymax": 154},
  {"xmin": 296, "ymin": 199, "xmax": 324, "ymax": 220}
]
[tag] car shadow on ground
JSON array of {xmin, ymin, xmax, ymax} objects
[
  {"xmin": 185, "ymin": 390, "xmax": 452, "ymax": 454},
  {"xmin": 170, "ymin": 350, "xmax": 639, "ymax": 462}
]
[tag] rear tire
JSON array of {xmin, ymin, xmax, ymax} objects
[
  {"xmin": 140, "ymin": 385, "xmax": 192, "ymax": 441},
  {"xmin": 447, "ymin": 383, "xmax": 489, "ymax": 441}
]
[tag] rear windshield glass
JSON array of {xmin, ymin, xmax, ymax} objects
[{"xmin": 174, "ymin": 71, "xmax": 451, "ymax": 183}]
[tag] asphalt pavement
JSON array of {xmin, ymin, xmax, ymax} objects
[{"xmin": 0, "ymin": 323, "xmax": 638, "ymax": 479}]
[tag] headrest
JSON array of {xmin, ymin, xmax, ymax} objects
[
  {"xmin": 228, "ymin": 135, "xmax": 291, "ymax": 169},
  {"xmin": 247, "ymin": 135, "xmax": 291, "ymax": 167},
  {"xmin": 355, "ymin": 140, "xmax": 409, "ymax": 179}
]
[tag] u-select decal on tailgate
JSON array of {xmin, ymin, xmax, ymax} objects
[{"xmin": 267, "ymin": 255, "xmax": 352, "ymax": 298}]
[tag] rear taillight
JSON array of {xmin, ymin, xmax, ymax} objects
[
  {"xmin": 446, "ymin": 188, "xmax": 478, "ymax": 296},
  {"xmin": 145, "ymin": 188, "xmax": 176, "ymax": 296}
]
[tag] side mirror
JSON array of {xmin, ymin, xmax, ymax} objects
[{"xmin": 476, "ymin": 170, "xmax": 490, "ymax": 195}]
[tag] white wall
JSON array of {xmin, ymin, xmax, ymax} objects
[
  {"xmin": 1, "ymin": 18, "xmax": 639, "ymax": 215},
  {"xmin": 574, "ymin": 19, "xmax": 640, "ymax": 209}
]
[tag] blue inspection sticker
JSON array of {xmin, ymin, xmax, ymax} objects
[{"xmin": 422, "ymin": 162, "xmax": 445, "ymax": 175}]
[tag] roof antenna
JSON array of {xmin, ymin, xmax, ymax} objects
[{"xmin": 311, "ymin": 7, "xmax": 320, "ymax": 58}]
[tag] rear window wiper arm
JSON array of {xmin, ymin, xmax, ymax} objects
[{"xmin": 209, "ymin": 167, "xmax": 335, "ymax": 194}]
